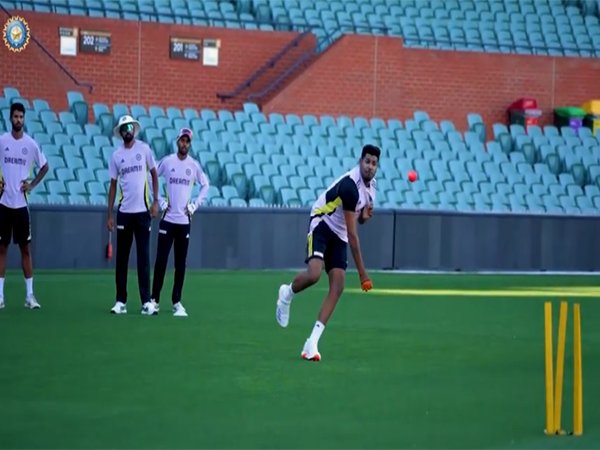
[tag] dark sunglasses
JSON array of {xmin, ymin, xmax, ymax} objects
[{"xmin": 120, "ymin": 123, "xmax": 135, "ymax": 133}]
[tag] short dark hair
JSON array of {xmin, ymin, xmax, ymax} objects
[
  {"xmin": 361, "ymin": 144, "xmax": 381, "ymax": 160},
  {"xmin": 10, "ymin": 102, "xmax": 25, "ymax": 117}
]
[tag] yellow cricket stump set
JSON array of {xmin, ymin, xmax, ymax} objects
[{"xmin": 544, "ymin": 301, "xmax": 583, "ymax": 436}]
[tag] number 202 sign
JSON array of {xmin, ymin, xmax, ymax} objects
[{"xmin": 79, "ymin": 30, "xmax": 111, "ymax": 54}]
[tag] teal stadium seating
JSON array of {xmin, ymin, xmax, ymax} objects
[
  {"xmin": 8, "ymin": 0, "xmax": 600, "ymax": 56},
  {"xmin": 2, "ymin": 86, "xmax": 600, "ymax": 214}
]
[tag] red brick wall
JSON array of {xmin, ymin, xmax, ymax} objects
[
  {"xmin": 264, "ymin": 35, "xmax": 600, "ymax": 131},
  {"xmin": 3, "ymin": 12, "xmax": 599, "ymax": 131},
  {"xmin": 0, "ymin": 10, "xmax": 315, "ymax": 115}
]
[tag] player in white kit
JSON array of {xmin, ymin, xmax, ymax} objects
[
  {"xmin": 150, "ymin": 128, "xmax": 209, "ymax": 317},
  {"xmin": 0, "ymin": 102, "xmax": 49, "ymax": 309},
  {"xmin": 107, "ymin": 115, "xmax": 159, "ymax": 315},
  {"xmin": 275, "ymin": 145, "xmax": 380, "ymax": 361}
]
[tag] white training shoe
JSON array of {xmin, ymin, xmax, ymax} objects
[
  {"xmin": 275, "ymin": 284, "xmax": 293, "ymax": 327},
  {"xmin": 110, "ymin": 301, "xmax": 127, "ymax": 314},
  {"xmin": 141, "ymin": 301, "xmax": 158, "ymax": 316},
  {"xmin": 0, "ymin": 297, "xmax": 4, "ymax": 309},
  {"xmin": 24, "ymin": 295, "xmax": 41, "ymax": 309},
  {"xmin": 150, "ymin": 299, "xmax": 160, "ymax": 313},
  {"xmin": 301, "ymin": 339, "xmax": 321, "ymax": 362},
  {"xmin": 172, "ymin": 302, "xmax": 188, "ymax": 317}
]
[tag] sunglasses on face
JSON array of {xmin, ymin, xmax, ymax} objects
[{"xmin": 120, "ymin": 123, "xmax": 135, "ymax": 133}]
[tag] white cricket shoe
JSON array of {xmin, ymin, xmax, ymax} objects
[
  {"xmin": 24, "ymin": 295, "xmax": 41, "ymax": 309},
  {"xmin": 173, "ymin": 302, "xmax": 188, "ymax": 317},
  {"xmin": 301, "ymin": 339, "xmax": 321, "ymax": 362},
  {"xmin": 0, "ymin": 296, "xmax": 4, "ymax": 309},
  {"xmin": 141, "ymin": 301, "xmax": 158, "ymax": 315},
  {"xmin": 275, "ymin": 284, "xmax": 293, "ymax": 327},
  {"xmin": 150, "ymin": 299, "xmax": 160, "ymax": 313},
  {"xmin": 110, "ymin": 301, "xmax": 127, "ymax": 314}
]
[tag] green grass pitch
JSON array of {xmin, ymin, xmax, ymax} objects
[{"xmin": 0, "ymin": 270, "xmax": 598, "ymax": 449}]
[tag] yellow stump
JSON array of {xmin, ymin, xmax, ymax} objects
[
  {"xmin": 553, "ymin": 301, "xmax": 568, "ymax": 434},
  {"xmin": 544, "ymin": 301, "xmax": 584, "ymax": 437},
  {"xmin": 544, "ymin": 302, "xmax": 555, "ymax": 435},
  {"xmin": 573, "ymin": 303, "xmax": 583, "ymax": 436}
]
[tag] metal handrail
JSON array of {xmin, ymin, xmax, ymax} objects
[
  {"xmin": 216, "ymin": 31, "xmax": 312, "ymax": 102},
  {"xmin": 247, "ymin": 47, "xmax": 317, "ymax": 103}
]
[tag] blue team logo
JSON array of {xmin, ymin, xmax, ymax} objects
[
  {"xmin": 136, "ymin": 153, "xmax": 142, "ymax": 161},
  {"xmin": 22, "ymin": 147, "xmax": 28, "ymax": 155},
  {"xmin": 3, "ymin": 16, "xmax": 30, "ymax": 53},
  {"xmin": 186, "ymin": 168, "xmax": 192, "ymax": 176}
]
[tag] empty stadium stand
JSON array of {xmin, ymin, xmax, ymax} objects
[
  {"xmin": 2, "ymin": 86, "xmax": 599, "ymax": 215},
  {"xmin": 8, "ymin": 0, "xmax": 600, "ymax": 56}
]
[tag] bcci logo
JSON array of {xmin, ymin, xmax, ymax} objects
[
  {"xmin": 135, "ymin": 153, "xmax": 142, "ymax": 161},
  {"xmin": 186, "ymin": 168, "xmax": 192, "ymax": 176},
  {"xmin": 3, "ymin": 16, "xmax": 30, "ymax": 52}
]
